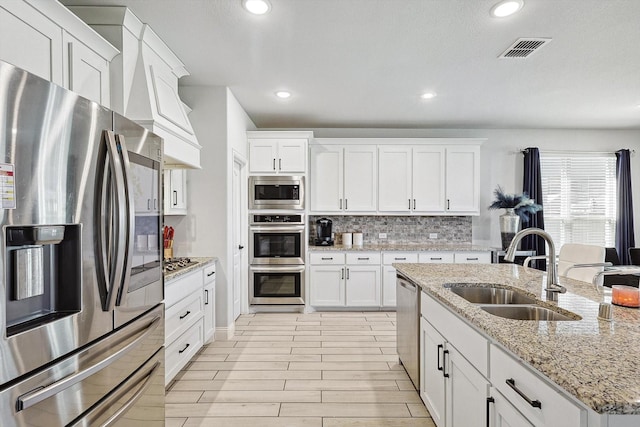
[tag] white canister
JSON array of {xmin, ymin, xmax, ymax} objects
[
  {"xmin": 353, "ymin": 232, "xmax": 363, "ymax": 247},
  {"xmin": 342, "ymin": 232, "xmax": 353, "ymax": 247}
]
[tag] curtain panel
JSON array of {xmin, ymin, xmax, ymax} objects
[
  {"xmin": 615, "ymin": 149, "xmax": 635, "ymax": 265},
  {"xmin": 522, "ymin": 147, "xmax": 546, "ymax": 270}
]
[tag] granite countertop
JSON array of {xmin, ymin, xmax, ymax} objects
[
  {"xmin": 394, "ymin": 263, "xmax": 640, "ymax": 415},
  {"xmin": 164, "ymin": 257, "xmax": 216, "ymax": 282},
  {"xmin": 308, "ymin": 243, "xmax": 493, "ymax": 252}
]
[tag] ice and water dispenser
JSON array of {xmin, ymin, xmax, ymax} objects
[{"xmin": 5, "ymin": 225, "xmax": 81, "ymax": 336}]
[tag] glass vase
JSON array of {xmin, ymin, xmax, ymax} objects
[{"xmin": 500, "ymin": 208, "xmax": 521, "ymax": 250}]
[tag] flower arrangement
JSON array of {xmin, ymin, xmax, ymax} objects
[{"xmin": 488, "ymin": 186, "xmax": 542, "ymax": 223}]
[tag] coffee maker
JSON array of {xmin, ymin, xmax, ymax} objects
[{"xmin": 315, "ymin": 218, "xmax": 334, "ymax": 246}]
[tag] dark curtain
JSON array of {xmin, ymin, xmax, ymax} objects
[
  {"xmin": 522, "ymin": 147, "xmax": 546, "ymax": 270},
  {"xmin": 615, "ymin": 149, "xmax": 635, "ymax": 265}
]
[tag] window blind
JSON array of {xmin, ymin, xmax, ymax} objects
[{"xmin": 540, "ymin": 152, "xmax": 616, "ymax": 252}]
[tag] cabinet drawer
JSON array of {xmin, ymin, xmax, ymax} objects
[
  {"xmin": 165, "ymin": 269, "xmax": 203, "ymax": 308},
  {"xmin": 204, "ymin": 263, "xmax": 216, "ymax": 284},
  {"xmin": 382, "ymin": 252, "xmax": 418, "ymax": 265},
  {"xmin": 453, "ymin": 251, "xmax": 491, "ymax": 264},
  {"xmin": 346, "ymin": 252, "xmax": 381, "ymax": 264},
  {"xmin": 421, "ymin": 291, "xmax": 488, "ymax": 376},
  {"xmin": 491, "ymin": 345, "xmax": 584, "ymax": 426},
  {"xmin": 166, "ymin": 291, "xmax": 203, "ymax": 344},
  {"xmin": 309, "ymin": 252, "xmax": 345, "ymax": 265},
  {"xmin": 165, "ymin": 318, "xmax": 203, "ymax": 385},
  {"xmin": 418, "ymin": 252, "xmax": 454, "ymax": 263}
]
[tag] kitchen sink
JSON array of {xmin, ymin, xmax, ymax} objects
[
  {"xmin": 480, "ymin": 305, "xmax": 581, "ymax": 321},
  {"xmin": 447, "ymin": 285, "xmax": 537, "ymax": 305}
]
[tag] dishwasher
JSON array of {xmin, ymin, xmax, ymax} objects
[{"xmin": 396, "ymin": 272, "xmax": 420, "ymax": 390}]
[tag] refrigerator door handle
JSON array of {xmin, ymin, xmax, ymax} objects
[
  {"xmin": 97, "ymin": 130, "xmax": 128, "ymax": 312},
  {"xmin": 16, "ymin": 315, "xmax": 161, "ymax": 412},
  {"xmin": 114, "ymin": 134, "xmax": 135, "ymax": 305},
  {"xmin": 70, "ymin": 361, "xmax": 161, "ymax": 427}
]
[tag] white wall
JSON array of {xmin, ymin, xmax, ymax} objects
[
  {"xmin": 293, "ymin": 127, "xmax": 640, "ymax": 247},
  {"xmin": 166, "ymin": 86, "xmax": 255, "ymax": 336}
]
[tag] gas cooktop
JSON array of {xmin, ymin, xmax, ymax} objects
[{"xmin": 163, "ymin": 257, "xmax": 197, "ymax": 273}]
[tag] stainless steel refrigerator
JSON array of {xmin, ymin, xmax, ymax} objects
[{"xmin": 0, "ymin": 60, "xmax": 165, "ymax": 426}]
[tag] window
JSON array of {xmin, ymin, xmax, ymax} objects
[{"xmin": 540, "ymin": 152, "xmax": 616, "ymax": 252}]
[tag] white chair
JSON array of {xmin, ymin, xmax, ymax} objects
[{"xmin": 557, "ymin": 244, "xmax": 607, "ymax": 285}]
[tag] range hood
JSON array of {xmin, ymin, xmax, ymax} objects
[{"xmin": 67, "ymin": 6, "xmax": 201, "ymax": 168}]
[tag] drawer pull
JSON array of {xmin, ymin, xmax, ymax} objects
[
  {"xmin": 357, "ymin": 257, "xmax": 370, "ymax": 261},
  {"xmin": 437, "ymin": 344, "xmax": 444, "ymax": 371},
  {"xmin": 321, "ymin": 257, "xmax": 333, "ymax": 260},
  {"xmin": 179, "ymin": 311, "xmax": 191, "ymax": 320},
  {"xmin": 486, "ymin": 397, "xmax": 495, "ymax": 427},
  {"xmin": 207, "ymin": 271, "xmax": 215, "ymax": 277},
  {"xmin": 204, "ymin": 290, "xmax": 209, "ymax": 305},
  {"xmin": 506, "ymin": 378, "xmax": 542, "ymax": 409},
  {"xmin": 431, "ymin": 257, "xmax": 442, "ymax": 261},
  {"xmin": 467, "ymin": 257, "xmax": 479, "ymax": 261},
  {"xmin": 395, "ymin": 257, "xmax": 407, "ymax": 261},
  {"xmin": 178, "ymin": 343, "xmax": 190, "ymax": 354}
]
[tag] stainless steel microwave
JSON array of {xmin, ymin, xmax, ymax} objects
[{"xmin": 249, "ymin": 176, "xmax": 305, "ymax": 210}]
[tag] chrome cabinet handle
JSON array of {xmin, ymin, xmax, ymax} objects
[
  {"xmin": 341, "ymin": 268, "xmax": 344, "ymax": 280},
  {"xmin": 431, "ymin": 257, "xmax": 442, "ymax": 261},
  {"xmin": 467, "ymin": 257, "xmax": 479, "ymax": 261},
  {"xmin": 345, "ymin": 199, "xmax": 348, "ymax": 210},
  {"xmin": 413, "ymin": 199, "xmax": 416, "ymax": 209},
  {"xmin": 357, "ymin": 257, "xmax": 369, "ymax": 260},
  {"xmin": 321, "ymin": 257, "xmax": 333, "ymax": 260},
  {"xmin": 207, "ymin": 271, "xmax": 215, "ymax": 277},
  {"xmin": 409, "ymin": 199, "xmax": 411, "ymax": 210},
  {"xmin": 279, "ymin": 158, "xmax": 282, "ymax": 170},
  {"xmin": 179, "ymin": 343, "xmax": 190, "ymax": 354},
  {"xmin": 437, "ymin": 344, "xmax": 444, "ymax": 371},
  {"xmin": 205, "ymin": 289, "xmax": 209, "ymax": 305},
  {"xmin": 273, "ymin": 158, "xmax": 276, "ymax": 170},
  {"xmin": 173, "ymin": 190, "xmax": 178, "ymax": 206},
  {"xmin": 395, "ymin": 257, "xmax": 406, "ymax": 261},
  {"xmin": 447, "ymin": 199, "xmax": 450, "ymax": 210},
  {"xmin": 506, "ymin": 378, "xmax": 542, "ymax": 408},
  {"xmin": 179, "ymin": 311, "xmax": 191, "ymax": 320},
  {"xmin": 339, "ymin": 199, "xmax": 342, "ymax": 209},
  {"xmin": 443, "ymin": 350, "xmax": 450, "ymax": 378},
  {"xmin": 147, "ymin": 199, "xmax": 151, "ymax": 210},
  {"xmin": 346, "ymin": 268, "xmax": 350, "ymax": 279}
]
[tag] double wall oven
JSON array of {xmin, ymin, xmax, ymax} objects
[{"xmin": 249, "ymin": 214, "xmax": 306, "ymax": 305}]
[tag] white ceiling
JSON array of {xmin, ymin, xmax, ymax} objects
[{"xmin": 61, "ymin": 0, "xmax": 640, "ymax": 130}]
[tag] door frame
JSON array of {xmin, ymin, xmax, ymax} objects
[{"xmin": 232, "ymin": 151, "xmax": 248, "ymax": 317}]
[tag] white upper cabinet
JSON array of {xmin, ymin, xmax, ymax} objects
[
  {"xmin": 247, "ymin": 131, "xmax": 312, "ymax": 174},
  {"xmin": 164, "ymin": 168, "xmax": 188, "ymax": 215},
  {"xmin": 413, "ymin": 146, "xmax": 446, "ymax": 212},
  {"xmin": 0, "ymin": 0, "xmax": 118, "ymax": 106},
  {"xmin": 310, "ymin": 141, "xmax": 377, "ymax": 213},
  {"xmin": 378, "ymin": 146, "xmax": 413, "ymax": 211},
  {"xmin": 445, "ymin": 145, "xmax": 481, "ymax": 214}
]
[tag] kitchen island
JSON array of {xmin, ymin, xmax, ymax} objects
[{"xmin": 395, "ymin": 262, "xmax": 640, "ymax": 426}]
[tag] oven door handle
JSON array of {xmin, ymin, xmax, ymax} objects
[
  {"xmin": 249, "ymin": 265, "xmax": 306, "ymax": 273},
  {"xmin": 249, "ymin": 225, "xmax": 306, "ymax": 232}
]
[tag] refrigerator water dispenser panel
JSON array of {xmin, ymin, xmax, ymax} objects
[{"xmin": 5, "ymin": 225, "xmax": 81, "ymax": 336}]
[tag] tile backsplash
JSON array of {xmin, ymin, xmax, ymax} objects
[{"xmin": 309, "ymin": 215, "xmax": 472, "ymax": 245}]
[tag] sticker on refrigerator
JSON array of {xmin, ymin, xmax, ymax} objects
[{"xmin": 0, "ymin": 163, "xmax": 16, "ymax": 209}]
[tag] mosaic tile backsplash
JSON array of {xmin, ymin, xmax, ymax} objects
[{"xmin": 309, "ymin": 215, "xmax": 472, "ymax": 245}]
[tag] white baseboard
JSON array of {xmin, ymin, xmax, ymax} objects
[{"xmin": 214, "ymin": 324, "xmax": 236, "ymax": 340}]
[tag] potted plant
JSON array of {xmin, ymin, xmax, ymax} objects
[{"xmin": 489, "ymin": 186, "xmax": 542, "ymax": 249}]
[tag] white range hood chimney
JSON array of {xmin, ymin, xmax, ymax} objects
[{"xmin": 67, "ymin": 6, "xmax": 202, "ymax": 168}]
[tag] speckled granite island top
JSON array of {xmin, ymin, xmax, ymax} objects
[
  {"xmin": 394, "ymin": 263, "xmax": 640, "ymax": 415},
  {"xmin": 309, "ymin": 243, "xmax": 492, "ymax": 251},
  {"xmin": 164, "ymin": 257, "xmax": 216, "ymax": 282}
]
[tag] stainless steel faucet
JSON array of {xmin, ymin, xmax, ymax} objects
[{"xmin": 504, "ymin": 228, "xmax": 566, "ymax": 299}]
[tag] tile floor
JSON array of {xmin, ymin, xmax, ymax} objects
[{"xmin": 165, "ymin": 311, "xmax": 436, "ymax": 427}]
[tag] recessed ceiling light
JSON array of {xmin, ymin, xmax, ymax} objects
[
  {"xmin": 490, "ymin": 0, "xmax": 524, "ymax": 18},
  {"xmin": 275, "ymin": 91, "xmax": 291, "ymax": 99},
  {"xmin": 242, "ymin": 0, "xmax": 271, "ymax": 15},
  {"xmin": 421, "ymin": 92, "xmax": 437, "ymax": 100}
]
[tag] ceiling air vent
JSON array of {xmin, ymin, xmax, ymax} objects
[{"xmin": 499, "ymin": 38, "xmax": 552, "ymax": 59}]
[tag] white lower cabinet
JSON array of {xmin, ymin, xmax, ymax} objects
[
  {"xmin": 420, "ymin": 316, "xmax": 489, "ymax": 427},
  {"xmin": 203, "ymin": 263, "xmax": 216, "ymax": 343},
  {"xmin": 420, "ymin": 289, "xmax": 588, "ymax": 427},
  {"xmin": 309, "ymin": 252, "xmax": 380, "ymax": 307}
]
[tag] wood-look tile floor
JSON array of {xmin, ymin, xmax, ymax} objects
[{"xmin": 166, "ymin": 311, "xmax": 436, "ymax": 427}]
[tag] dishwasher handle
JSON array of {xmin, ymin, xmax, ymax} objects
[{"xmin": 397, "ymin": 278, "xmax": 418, "ymax": 293}]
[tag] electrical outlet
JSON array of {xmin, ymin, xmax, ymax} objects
[
  {"xmin": 378, "ymin": 233, "xmax": 387, "ymax": 239},
  {"xmin": 429, "ymin": 233, "xmax": 438, "ymax": 239}
]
